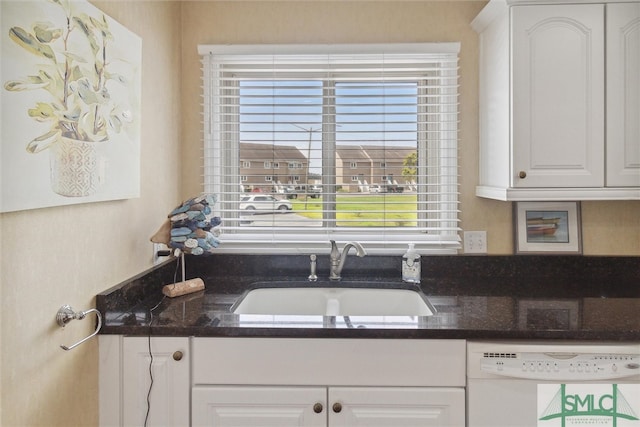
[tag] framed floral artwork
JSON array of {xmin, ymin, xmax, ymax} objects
[
  {"xmin": 1, "ymin": 0, "xmax": 141, "ymax": 212},
  {"xmin": 514, "ymin": 201, "xmax": 582, "ymax": 254}
]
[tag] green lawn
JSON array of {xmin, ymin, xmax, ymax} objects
[{"xmin": 291, "ymin": 194, "xmax": 418, "ymax": 227}]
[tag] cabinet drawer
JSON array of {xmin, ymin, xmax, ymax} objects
[{"xmin": 193, "ymin": 338, "xmax": 466, "ymax": 387}]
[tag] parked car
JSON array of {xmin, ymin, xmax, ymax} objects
[
  {"xmin": 385, "ymin": 184, "xmax": 404, "ymax": 193},
  {"xmin": 309, "ymin": 185, "xmax": 322, "ymax": 198},
  {"xmin": 294, "ymin": 184, "xmax": 322, "ymax": 198},
  {"xmin": 369, "ymin": 184, "xmax": 403, "ymax": 193},
  {"xmin": 240, "ymin": 195, "xmax": 292, "ymax": 212},
  {"xmin": 283, "ymin": 186, "xmax": 298, "ymax": 199}
]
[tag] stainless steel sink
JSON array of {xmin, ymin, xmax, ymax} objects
[{"xmin": 232, "ymin": 283, "xmax": 436, "ymax": 316}]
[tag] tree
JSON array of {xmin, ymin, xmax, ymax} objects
[{"xmin": 402, "ymin": 152, "xmax": 417, "ymax": 179}]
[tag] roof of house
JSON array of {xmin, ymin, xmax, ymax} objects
[
  {"xmin": 239, "ymin": 143, "xmax": 416, "ymax": 163},
  {"xmin": 335, "ymin": 145, "xmax": 371, "ymax": 161},
  {"xmin": 240, "ymin": 142, "xmax": 306, "ymax": 161},
  {"xmin": 336, "ymin": 145, "xmax": 416, "ymax": 162}
]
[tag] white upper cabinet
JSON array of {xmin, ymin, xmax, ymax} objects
[
  {"xmin": 512, "ymin": 4, "xmax": 605, "ymax": 189},
  {"xmin": 473, "ymin": 0, "xmax": 640, "ymax": 201},
  {"xmin": 606, "ymin": 3, "xmax": 640, "ymax": 187}
]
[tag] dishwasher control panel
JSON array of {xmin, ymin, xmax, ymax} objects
[{"xmin": 480, "ymin": 352, "xmax": 640, "ymax": 380}]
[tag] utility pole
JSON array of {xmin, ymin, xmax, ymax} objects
[{"xmin": 291, "ymin": 124, "xmax": 320, "ymax": 210}]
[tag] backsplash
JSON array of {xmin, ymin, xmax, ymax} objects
[{"xmin": 98, "ymin": 255, "xmax": 640, "ymax": 311}]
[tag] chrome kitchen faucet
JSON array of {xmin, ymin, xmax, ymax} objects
[{"xmin": 329, "ymin": 240, "xmax": 367, "ymax": 280}]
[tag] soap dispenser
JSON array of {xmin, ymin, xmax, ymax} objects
[{"xmin": 402, "ymin": 243, "xmax": 421, "ymax": 283}]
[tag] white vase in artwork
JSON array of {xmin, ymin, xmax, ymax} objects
[{"xmin": 49, "ymin": 137, "xmax": 105, "ymax": 197}]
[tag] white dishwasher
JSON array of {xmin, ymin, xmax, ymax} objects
[{"xmin": 467, "ymin": 341, "xmax": 640, "ymax": 427}]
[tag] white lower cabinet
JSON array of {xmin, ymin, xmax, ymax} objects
[
  {"xmin": 192, "ymin": 386, "xmax": 326, "ymax": 427},
  {"xmin": 122, "ymin": 336, "xmax": 190, "ymax": 426},
  {"xmin": 99, "ymin": 335, "xmax": 190, "ymax": 427},
  {"xmin": 100, "ymin": 336, "xmax": 466, "ymax": 426},
  {"xmin": 192, "ymin": 386, "xmax": 465, "ymax": 427},
  {"xmin": 191, "ymin": 338, "xmax": 466, "ymax": 427},
  {"xmin": 329, "ymin": 387, "xmax": 464, "ymax": 427}
]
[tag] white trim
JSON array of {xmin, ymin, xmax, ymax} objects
[
  {"xmin": 471, "ymin": 0, "xmax": 508, "ymax": 33},
  {"xmin": 476, "ymin": 185, "xmax": 640, "ymax": 201},
  {"xmin": 507, "ymin": 0, "xmax": 639, "ymax": 4},
  {"xmin": 198, "ymin": 43, "xmax": 461, "ymax": 56}
]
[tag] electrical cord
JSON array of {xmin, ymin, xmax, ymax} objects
[{"xmin": 144, "ymin": 255, "xmax": 181, "ymax": 427}]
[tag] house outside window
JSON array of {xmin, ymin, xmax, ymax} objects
[{"xmin": 201, "ymin": 43, "xmax": 461, "ymax": 254}]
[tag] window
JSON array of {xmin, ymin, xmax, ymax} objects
[{"xmin": 201, "ymin": 44, "xmax": 461, "ymax": 254}]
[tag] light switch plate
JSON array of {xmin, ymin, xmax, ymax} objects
[{"xmin": 464, "ymin": 231, "xmax": 487, "ymax": 254}]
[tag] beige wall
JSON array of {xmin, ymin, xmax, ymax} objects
[
  {"xmin": 181, "ymin": 1, "xmax": 639, "ymax": 255},
  {"xmin": 0, "ymin": 1, "xmax": 182, "ymax": 425},
  {"xmin": 0, "ymin": 1, "xmax": 638, "ymax": 426}
]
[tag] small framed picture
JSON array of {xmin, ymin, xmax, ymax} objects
[{"xmin": 514, "ymin": 201, "xmax": 582, "ymax": 254}]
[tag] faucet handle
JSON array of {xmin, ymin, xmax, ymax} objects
[
  {"xmin": 329, "ymin": 240, "xmax": 338, "ymax": 258},
  {"xmin": 308, "ymin": 254, "xmax": 318, "ymax": 281}
]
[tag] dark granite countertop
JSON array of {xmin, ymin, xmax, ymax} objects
[{"xmin": 97, "ymin": 255, "xmax": 640, "ymax": 341}]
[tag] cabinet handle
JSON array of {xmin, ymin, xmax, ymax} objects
[
  {"xmin": 518, "ymin": 171, "xmax": 527, "ymax": 179},
  {"xmin": 173, "ymin": 350, "xmax": 183, "ymax": 361},
  {"xmin": 313, "ymin": 403, "xmax": 323, "ymax": 414},
  {"xmin": 332, "ymin": 402, "xmax": 342, "ymax": 413}
]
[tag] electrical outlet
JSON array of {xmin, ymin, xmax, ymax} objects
[
  {"xmin": 464, "ymin": 231, "xmax": 487, "ymax": 254},
  {"xmin": 153, "ymin": 243, "xmax": 171, "ymax": 265}
]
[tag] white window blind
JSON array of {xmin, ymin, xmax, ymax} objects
[{"xmin": 200, "ymin": 44, "xmax": 461, "ymax": 254}]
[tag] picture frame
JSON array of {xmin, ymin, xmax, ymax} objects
[
  {"xmin": 1, "ymin": 0, "xmax": 141, "ymax": 213},
  {"xmin": 514, "ymin": 201, "xmax": 582, "ymax": 254}
]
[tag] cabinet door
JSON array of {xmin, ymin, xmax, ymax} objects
[
  {"xmin": 192, "ymin": 386, "xmax": 326, "ymax": 427},
  {"xmin": 122, "ymin": 337, "xmax": 190, "ymax": 427},
  {"xmin": 328, "ymin": 387, "xmax": 465, "ymax": 427},
  {"xmin": 606, "ymin": 3, "xmax": 640, "ymax": 187},
  {"xmin": 512, "ymin": 4, "xmax": 605, "ymax": 188}
]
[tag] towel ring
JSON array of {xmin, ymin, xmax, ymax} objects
[{"xmin": 57, "ymin": 305, "xmax": 102, "ymax": 351}]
